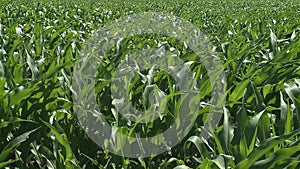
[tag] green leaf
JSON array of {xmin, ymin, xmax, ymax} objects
[
  {"xmin": 197, "ymin": 158, "xmax": 213, "ymax": 168},
  {"xmin": 40, "ymin": 120, "xmax": 73, "ymax": 161},
  {"xmin": 0, "ymin": 128, "xmax": 39, "ymax": 162},
  {"xmin": 244, "ymin": 109, "xmax": 265, "ymax": 154},
  {"xmin": 212, "ymin": 155, "xmax": 225, "ymax": 169},
  {"xmin": 236, "ymin": 128, "xmax": 300, "ymax": 169},
  {"xmin": 0, "ymin": 159, "xmax": 19, "ymax": 168},
  {"xmin": 9, "ymin": 84, "xmax": 39, "ymax": 106},
  {"xmin": 222, "ymin": 107, "xmax": 233, "ymax": 153},
  {"xmin": 24, "ymin": 44, "xmax": 39, "ymax": 80},
  {"xmin": 253, "ymin": 146, "xmax": 300, "ymax": 168},
  {"xmin": 185, "ymin": 136, "xmax": 205, "ymax": 159},
  {"xmin": 285, "ymin": 81, "xmax": 300, "ymax": 126},
  {"xmin": 251, "ymin": 81, "xmax": 266, "ymax": 112},
  {"xmin": 229, "ymin": 79, "xmax": 250, "ymax": 103},
  {"xmin": 279, "ymin": 91, "xmax": 292, "ymax": 134}
]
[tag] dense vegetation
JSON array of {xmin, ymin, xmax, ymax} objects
[{"xmin": 0, "ymin": 0, "xmax": 300, "ymax": 168}]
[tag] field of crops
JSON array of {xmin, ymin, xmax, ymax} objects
[{"xmin": 1, "ymin": 0, "xmax": 300, "ymax": 168}]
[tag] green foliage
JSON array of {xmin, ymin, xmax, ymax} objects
[{"xmin": 0, "ymin": 0, "xmax": 300, "ymax": 168}]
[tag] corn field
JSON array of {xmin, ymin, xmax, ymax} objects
[{"xmin": 0, "ymin": 0, "xmax": 300, "ymax": 168}]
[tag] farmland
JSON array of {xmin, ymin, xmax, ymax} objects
[{"xmin": 1, "ymin": 0, "xmax": 300, "ymax": 168}]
